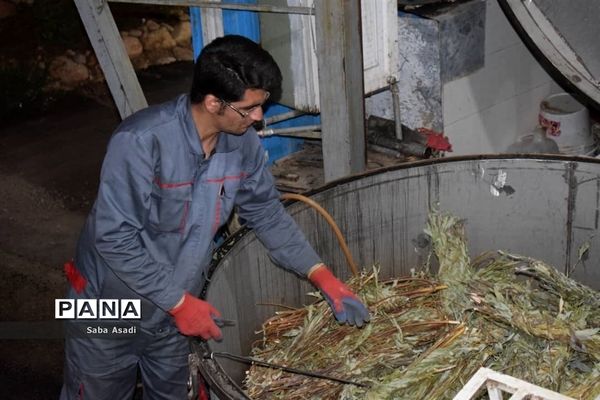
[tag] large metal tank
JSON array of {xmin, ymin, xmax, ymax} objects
[{"xmin": 196, "ymin": 156, "xmax": 600, "ymax": 399}]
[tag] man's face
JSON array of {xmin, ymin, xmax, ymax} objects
[{"xmin": 218, "ymin": 89, "xmax": 269, "ymax": 135}]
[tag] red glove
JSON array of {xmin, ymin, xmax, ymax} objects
[
  {"xmin": 169, "ymin": 292, "xmax": 223, "ymax": 341},
  {"xmin": 308, "ymin": 265, "xmax": 370, "ymax": 327}
]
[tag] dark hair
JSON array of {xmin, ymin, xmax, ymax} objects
[{"xmin": 190, "ymin": 35, "xmax": 282, "ymax": 104}]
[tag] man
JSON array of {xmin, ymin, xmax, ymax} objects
[{"xmin": 61, "ymin": 35, "xmax": 369, "ymax": 399}]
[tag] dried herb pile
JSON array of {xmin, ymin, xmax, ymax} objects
[{"xmin": 245, "ymin": 212, "xmax": 600, "ymax": 399}]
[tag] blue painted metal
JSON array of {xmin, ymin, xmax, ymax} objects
[
  {"xmin": 189, "ymin": 7, "xmax": 203, "ymax": 59},
  {"xmin": 223, "ymin": 0, "xmax": 260, "ymax": 41},
  {"xmin": 189, "ymin": 2, "xmax": 323, "ymax": 166}
]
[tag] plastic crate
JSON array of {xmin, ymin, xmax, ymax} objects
[{"xmin": 453, "ymin": 368, "xmax": 577, "ymax": 400}]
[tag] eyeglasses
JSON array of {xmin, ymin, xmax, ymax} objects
[{"xmin": 220, "ymin": 92, "xmax": 270, "ymax": 119}]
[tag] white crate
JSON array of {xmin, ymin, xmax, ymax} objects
[{"xmin": 453, "ymin": 367, "xmax": 577, "ymax": 400}]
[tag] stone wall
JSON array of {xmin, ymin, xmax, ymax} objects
[
  {"xmin": 0, "ymin": 0, "xmax": 193, "ymax": 92},
  {"xmin": 47, "ymin": 16, "xmax": 193, "ymax": 91}
]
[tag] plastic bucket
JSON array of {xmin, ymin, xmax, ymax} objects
[{"xmin": 539, "ymin": 93, "xmax": 592, "ymax": 155}]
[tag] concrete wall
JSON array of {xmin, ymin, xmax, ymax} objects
[{"xmin": 443, "ymin": 0, "xmax": 561, "ymax": 155}]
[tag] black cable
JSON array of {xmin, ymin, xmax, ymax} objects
[{"xmin": 207, "ymin": 351, "xmax": 370, "ymax": 388}]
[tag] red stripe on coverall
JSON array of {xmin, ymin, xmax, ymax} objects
[
  {"xmin": 205, "ymin": 174, "xmax": 247, "ymax": 183},
  {"xmin": 153, "ymin": 177, "xmax": 193, "ymax": 188},
  {"xmin": 208, "ymin": 173, "xmax": 247, "ymax": 233}
]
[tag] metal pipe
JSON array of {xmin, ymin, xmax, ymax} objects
[
  {"xmin": 264, "ymin": 110, "xmax": 306, "ymax": 126},
  {"xmin": 367, "ymin": 134, "xmax": 430, "ymax": 158},
  {"xmin": 388, "ymin": 76, "xmax": 404, "ymax": 141},
  {"xmin": 258, "ymin": 125, "xmax": 321, "ymax": 139},
  {"xmin": 107, "ymin": 0, "xmax": 314, "ymax": 15},
  {"xmin": 367, "ymin": 143, "xmax": 403, "ymax": 159}
]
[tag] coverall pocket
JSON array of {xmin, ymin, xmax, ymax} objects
[
  {"xmin": 148, "ymin": 184, "xmax": 192, "ymax": 233},
  {"xmin": 220, "ymin": 179, "xmax": 241, "ymax": 214}
]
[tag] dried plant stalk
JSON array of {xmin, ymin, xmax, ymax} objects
[{"xmin": 244, "ymin": 211, "xmax": 600, "ymax": 400}]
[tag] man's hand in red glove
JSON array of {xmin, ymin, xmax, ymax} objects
[
  {"xmin": 169, "ymin": 292, "xmax": 223, "ymax": 341},
  {"xmin": 308, "ymin": 264, "xmax": 370, "ymax": 327}
]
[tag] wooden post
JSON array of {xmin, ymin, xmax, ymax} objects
[
  {"xmin": 74, "ymin": 0, "xmax": 148, "ymax": 119},
  {"xmin": 314, "ymin": 0, "xmax": 366, "ymax": 182}
]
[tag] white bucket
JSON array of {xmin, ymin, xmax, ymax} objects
[{"xmin": 539, "ymin": 93, "xmax": 592, "ymax": 155}]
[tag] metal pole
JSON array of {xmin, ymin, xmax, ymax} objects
[
  {"xmin": 264, "ymin": 110, "xmax": 306, "ymax": 125},
  {"xmin": 107, "ymin": 0, "xmax": 314, "ymax": 15},
  {"xmin": 259, "ymin": 125, "xmax": 321, "ymax": 139},
  {"xmin": 389, "ymin": 77, "xmax": 404, "ymax": 141}
]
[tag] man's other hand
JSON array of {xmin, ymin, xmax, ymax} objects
[{"xmin": 169, "ymin": 292, "xmax": 223, "ymax": 341}]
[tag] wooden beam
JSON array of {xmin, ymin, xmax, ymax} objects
[
  {"xmin": 74, "ymin": 0, "xmax": 147, "ymax": 119},
  {"xmin": 314, "ymin": 0, "xmax": 366, "ymax": 182}
]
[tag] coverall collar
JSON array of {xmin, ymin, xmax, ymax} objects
[{"xmin": 180, "ymin": 94, "xmax": 242, "ymax": 159}]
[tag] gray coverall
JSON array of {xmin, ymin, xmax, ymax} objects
[{"xmin": 60, "ymin": 94, "xmax": 321, "ymax": 399}]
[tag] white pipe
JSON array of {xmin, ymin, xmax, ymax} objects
[{"xmin": 258, "ymin": 125, "xmax": 321, "ymax": 139}]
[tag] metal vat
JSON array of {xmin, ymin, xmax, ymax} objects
[{"xmin": 196, "ymin": 156, "xmax": 600, "ymax": 399}]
